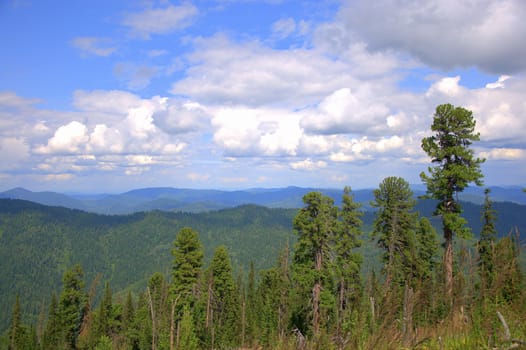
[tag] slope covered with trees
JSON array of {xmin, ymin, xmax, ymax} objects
[{"xmin": 0, "ymin": 200, "xmax": 296, "ymax": 333}]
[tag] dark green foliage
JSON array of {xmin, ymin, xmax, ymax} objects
[
  {"xmin": 42, "ymin": 293, "xmax": 61, "ymax": 349},
  {"xmin": 256, "ymin": 245, "xmax": 291, "ymax": 346},
  {"xmin": 415, "ymin": 217, "xmax": 439, "ymax": 281},
  {"xmin": 292, "ymin": 192, "xmax": 340, "ymax": 335},
  {"xmin": 207, "ymin": 245, "xmax": 240, "ymax": 348},
  {"xmin": 420, "ymin": 103, "xmax": 485, "ymax": 298},
  {"xmin": 1, "ymin": 186, "xmax": 526, "ymax": 349},
  {"xmin": 59, "ymin": 264, "xmax": 87, "ymax": 350},
  {"xmin": 171, "ymin": 227, "xmax": 204, "ymax": 309},
  {"xmin": 0, "ymin": 200, "xmax": 294, "ymax": 332},
  {"xmin": 478, "ymin": 189, "xmax": 498, "ymax": 291},
  {"xmin": 177, "ymin": 306, "xmax": 198, "ymax": 350},
  {"xmin": 8, "ymin": 296, "xmax": 26, "ymax": 350},
  {"xmin": 371, "ymin": 177, "xmax": 418, "ymax": 288}
]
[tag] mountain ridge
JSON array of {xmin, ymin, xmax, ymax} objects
[{"xmin": 0, "ymin": 185, "xmax": 524, "ymax": 215}]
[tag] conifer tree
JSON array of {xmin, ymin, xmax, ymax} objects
[
  {"xmin": 292, "ymin": 192, "xmax": 339, "ymax": 335},
  {"xmin": 42, "ymin": 293, "xmax": 61, "ymax": 350},
  {"xmin": 208, "ymin": 245, "xmax": 239, "ymax": 348},
  {"xmin": 478, "ymin": 188, "xmax": 497, "ymax": 291},
  {"xmin": 371, "ymin": 177, "xmax": 417, "ymax": 289},
  {"xmin": 177, "ymin": 306, "xmax": 198, "ymax": 350},
  {"xmin": 171, "ymin": 227, "xmax": 204, "ymax": 309},
  {"xmin": 415, "ymin": 217, "xmax": 439, "ymax": 281},
  {"xmin": 59, "ymin": 264, "xmax": 87, "ymax": 350},
  {"xmin": 420, "ymin": 103, "xmax": 484, "ymax": 300},
  {"xmin": 8, "ymin": 295, "xmax": 26, "ymax": 350},
  {"xmin": 95, "ymin": 282, "xmax": 113, "ymax": 338},
  {"xmin": 335, "ymin": 186, "xmax": 363, "ymax": 335}
]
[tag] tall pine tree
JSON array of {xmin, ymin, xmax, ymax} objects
[{"xmin": 420, "ymin": 103, "xmax": 484, "ymax": 301}]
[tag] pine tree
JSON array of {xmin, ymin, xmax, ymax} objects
[
  {"xmin": 478, "ymin": 188, "xmax": 497, "ymax": 291},
  {"xmin": 335, "ymin": 186, "xmax": 363, "ymax": 336},
  {"xmin": 371, "ymin": 177, "xmax": 417, "ymax": 289},
  {"xmin": 177, "ymin": 306, "xmax": 198, "ymax": 350},
  {"xmin": 171, "ymin": 227, "xmax": 204, "ymax": 309},
  {"xmin": 59, "ymin": 264, "xmax": 87, "ymax": 350},
  {"xmin": 42, "ymin": 293, "xmax": 61, "ymax": 349},
  {"xmin": 292, "ymin": 191, "xmax": 339, "ymax": 335},
  {"xmin": 96, "ymin": 282, "xmax": 113, "ymax": 338},
  {"xmin": 8, "ymin": 295, "xmax": 26, "ymax": 350},
  {"xmin": 208, "ymin": 245, "xmax": 239, "ymax": 349},
  {"xmin": 257, "ymin": 245, "xmax": 291, "ymax": 346},
  {"xmin": 415, "ymin": 217, "xmax": 439, "ymax": 281},
  {"xmin": 420, "ymin": 103, "xmax": 484, "ymax": 300}
]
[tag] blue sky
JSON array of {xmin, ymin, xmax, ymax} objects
[{"xmin": 1, "ymin": 0, "xmax": 525, "ymax": 193}]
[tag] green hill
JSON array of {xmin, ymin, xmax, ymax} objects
[
  {"xmin": 0, "ymin": 199, "xmax": 296, "ymax": 331},
  {"xmin": 1, "ymin": 196, "xmax": 525, "ymax": 334}
]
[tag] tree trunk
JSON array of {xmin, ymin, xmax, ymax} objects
[
  {"xmin": 147, "ymin": 287, "xmax": 156, "ymax": 350},
  {"xmin": 402, "ymin": 284, "xmax": 414, "ymax": 347},
  {"xmin": 312, "ymin": 248, "xmax": 323, "ymax": 335},
  {"xmin": 443, "ymin": 226, "xmax": 453, "ymax": 304},
  {"xmin": 170, "ymin": 299, "xmax": 176, "ymax": 350}
]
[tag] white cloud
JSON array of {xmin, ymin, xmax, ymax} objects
[
  {"xmin": 479, "ymin": 148, "xmax": 525, "ymax": 160},
  {"xmin": 425, "ymin": 76, "xmax": 464, "ymax": 98},
  {"xmin": 339, "ymin": 0, "xmax": 526, "ymax": 74},
  {"xmin": 486, "ymin": 75, "xmax": 511, "ymax": 89},
  {"xmin": 153, "ymin": 99, "xmax": 209, "ymax": 134},
  {"xmin": 36, "ymin": 121, "xmax": 89, "ymax": 154},
  {"xmin": 301, "ymin": 88, "xmax": 390, "ymax": 135},
  {"xmin": 71, "ymin": 37, "xmax": 116, "ymax": 57},
  {"xmin": 171, "ymin": 34, "xmax": 365, "ymax": 107},
  {"xmin": 122, "ymin": 3, "xmax": 198, "ymax": 38},
  {"xmin": 290, "ymin": 158, "xmax": 327, "ymax": 171},
  {"xmin": 211, "ymin": 106, "xmax": 302, "ymax": 157}
]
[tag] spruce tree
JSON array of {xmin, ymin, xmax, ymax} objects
[
  {"xmin": 478, "ymin": 188, "xmax": 497, "ymax": 291},
  {"xmin": 171, "ymin": 227, "xmax": 204, "ymax": 309},
  {"xmin": 371, "ymin": 177, "xmax": 417, "ymax": 289},
  {"xmin": 292, "ymin": 192, "xmax": 339, "ymax": 335},
  {"xmin": 420, "ymin": 103, "xmax": 484, "ymax": 300},
  {"xmin": 335, "ymin": 186, "xmax": 363, "ymax": 334},
  {"xmin": 177, "ymin": 306, "xmax": 198, "ymax": 350},
  {"xmin": 208, "ymin": 245, "xmax": 239, "ymax": 348},
  {"xmin": 8, "ymin": 295, "xmax": 26, "ymax": 350},
  {"xmin": 42, "ymin": 293, "xmax": 61, "ymax": 350},
  {"xmin": 59, "ymin": 264, "xmax": 87, "ymax": 350}
]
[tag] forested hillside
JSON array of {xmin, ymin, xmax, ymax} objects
[
  {"xmin": 1, "ymin": 194, "xmax": 525, "ymax": 340},
  {"xmin": 0, "ymin": 199, "xmax": 296, "ymax": 332}
]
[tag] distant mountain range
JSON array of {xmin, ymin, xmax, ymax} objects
[{"xmin": 0, "ymin": 185, "xmax": 524, "ymax": 215}]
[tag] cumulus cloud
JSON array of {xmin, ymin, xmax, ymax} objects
[
  {"xmin": 122, "ymin": 2, "xmax": 198, "ymax": 38},
  {"xmin": 153, "ymin": 99, "xmax": 209, "ymax": 134},
  {"xmin": 36, "ymin": 121, "xmax": 89, "ymax": 154},
  {"xmin": 171, "ymin": 34, "xmax": 365, "ymax": 106},
  {"xmin": 211, "ymin": 106, "xmax": 302, "ymax": 157},
  {"xmin": 71, "ymin": 37, "xmax": 116, "ymax": 57},
  {"xmin": 339, "ymin": 0, "xmax": 526, "ymax": 74},
  {"xmin": 301, "ymin": 88, "xmax": 390, "ymax": 135}
]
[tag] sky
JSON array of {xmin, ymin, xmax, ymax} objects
[{"xmin": 0, "ymin": 0, "xmax": 525, "ymax": 193}]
